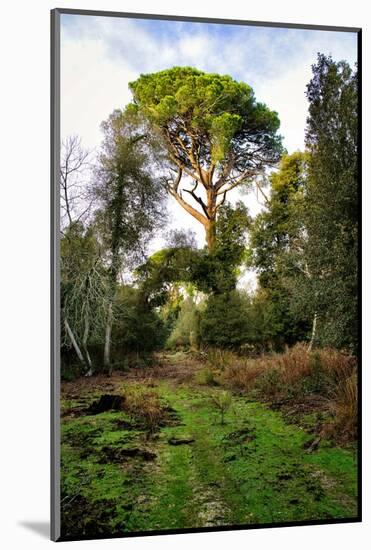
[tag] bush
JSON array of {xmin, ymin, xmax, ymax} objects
[
  {"xmin": 256, "ymin": 367, "xmax": 283, "ymax": 398},
  {"xmin": 220, "ymin": 343, "xmax": 357, "ymax": 441},
  {"xmin": 195, "ymin": 343, "xmax": 358, "ymax": 443},
  {"xmin": 223, "ymin": 359, "xmax": 262, "ymax": 391},
  {"xmin": 61, "ymin": 356, "xmax": 82, "ymax": 381}
]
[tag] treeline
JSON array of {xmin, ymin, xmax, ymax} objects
[{"xmin": 61, "ymin": 54, "xmax": 358, "ymax": 379}]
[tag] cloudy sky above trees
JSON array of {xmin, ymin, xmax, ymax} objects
[{"xmin": 60, "ymin": 14, "xmax": 357, "ymax": 264}]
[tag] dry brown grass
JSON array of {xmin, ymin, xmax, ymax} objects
[
  {"xmin": 123, "ymin": 386, "xmax": 166, "ymax": 437},
  {"xmin": 328, "ymin": 371, "xmax": 358, "ymax": 441},
  {"xmin": 222, "ymin": 360, "xmax": 263, "ymax": 391},
  {"xmin": 209, "ymin": 343, "xmax": 358, "ymax": 442}
]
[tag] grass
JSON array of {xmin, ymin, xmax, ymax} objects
[
  {"xmin": 217, "ymin": 344, "xmax": 357, "ymax": 443},
  {"xmin": 60, "ymin": 362, "xmax": 358, "ymax": 538}
]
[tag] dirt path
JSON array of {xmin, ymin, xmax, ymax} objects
[{"xmin": 60, "ymin": 355, "xmax": 358, "ymax": 538}]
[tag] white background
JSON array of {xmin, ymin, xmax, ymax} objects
[{"xmin": 0, "ymin": 1, "xmax": 369, "ymax": 548}]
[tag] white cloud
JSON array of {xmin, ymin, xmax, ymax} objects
[
  {"xmin": 178, "ymin": 34, "xmax": 212, "ymax": 64},
  {"xmin": 61, "ymin": 38, "xmax": 136, "ymax": 149}
]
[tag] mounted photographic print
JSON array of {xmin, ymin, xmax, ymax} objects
[{"xmin": 51, "ymin": 8, "xmax": 361, "ymax": 542}]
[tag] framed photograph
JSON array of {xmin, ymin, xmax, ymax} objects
[{"xmin": 51, "ymin": 8, "xmax": 361, "ymax": 542}]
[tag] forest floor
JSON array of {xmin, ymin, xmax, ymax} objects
[{"xmin": 60, "ymin": 352, "xmax": 358, "ymax": 539}]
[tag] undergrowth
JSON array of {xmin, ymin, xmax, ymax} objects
[{"xmin": 203, "ymin": 343, "xmax": 357, "ymax": 443}]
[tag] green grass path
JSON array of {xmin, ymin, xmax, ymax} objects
[{"xmin": 61, "ymin": 379, "xmax": 358, "ymax": 537}]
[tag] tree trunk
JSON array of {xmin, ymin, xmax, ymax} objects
[
  {"xmin": 307, "ymin": 312, "xmax": 318, "ymax": 353},
  {"xmin": 82, "ymin": 313, "xmax": 93, "ymax": 376},
  {"xmin": 205, "ymin": 219, "xmax": 216, "ymax": 250},
  {"xmin": 64, "ymin": 318, "xmax": 85, "ymax": 366},
  {"xmin": 104, "ymin": 300, "xmax": 113, "ymax": 375},
  {"xmin": 205, "ymin": 189, "xmax": 217, "ymax": 250}
]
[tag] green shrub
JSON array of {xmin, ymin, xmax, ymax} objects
[
  {"xmin": 113, "ymin": 286, "xmax": 166, "ymax": 353},
  {"xmin": 256, "ymin": 367, "xmax": 283, "ymax": 398},
  {"xmin": 200, "ymin": 291, "xmax": 251, "ymax": 348},
  {"xmin": 300, "ymin": 352, "xmax": 330, "ymax": 395}
]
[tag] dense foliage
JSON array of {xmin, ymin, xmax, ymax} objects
[
  {"xmin": 61, "ymin": 57, "xmax": 358, "ymax": 377},
  {"xmin": 129, "ymin": 67, "xmax": 282, "ymax": 166},
  {"xmin": 304, "ymin": 54, "xmax": 358, "ymax": 351},
  {"xmin": 249, "ymin": 152, "xmax": 311, "ymax": 349}
]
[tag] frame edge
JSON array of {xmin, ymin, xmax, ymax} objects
[{"xmin": 51, "ymin": 7, "xmax": 61, "ymax": 543}]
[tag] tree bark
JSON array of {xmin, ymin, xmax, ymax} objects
[
  {"xmin": 82, "ymin": 313, "xmax": 93, "ymax": 376},
  {"xmin": 307, "ymin": 312, "xmax": 317, "ymax": 352},
  {"xmin": 104, "ymin": 300, "xmax": 113, "ymax": 374},
  {"xmin": 205, "ymin": 219, "xmax": 216, "ymax": 250},
  {"xmin": 206, "ymin": 187, "xmax": 217, "ymax": 249},
  {"xmin": 64, "ymin": 318, "xmax": 86, "ymax": 366}
]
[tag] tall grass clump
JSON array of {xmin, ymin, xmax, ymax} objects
[
  {"xmin": 206, "ymin": 348, "xmax": 235, "ymax": 371},
  {"xmin": 328, "ymin": 371, "xmax": 358, "ymax": 442},
  {"xmin": 123, "ymin": 386, "xmax": 166, "ymax": 438},
  {"xmin": 195, "ymin": 367, "xmax": 219, "ymax": 386}
]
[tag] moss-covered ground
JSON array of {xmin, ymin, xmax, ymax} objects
[{"xmin": 60, "ymin": 357, "xmax": 358, "ymax": 538}]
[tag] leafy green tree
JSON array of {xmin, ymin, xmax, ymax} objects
[
  {"xmin": 136, "ymin": 245, "xmax": 198, "ymax": 307},
  {"xmin": 128, "ymin": 67, "xmax": 283, "ymax": 248},
  {"xmin": 93, "ymin": 109, "xmax": 166, "ymax": 371},
  {"xmin": 248, "ymin": 288, "xmax": 305, "ymax": 351},
  {"xmin": 249, "ymin": 152, "xmax": 312, "ymax": 349},
  {"xmin": 137, "ymin": 201, "xmax": 250, "ymax": 300},
  {"xmin": 190, "ymin": 201, "xmax": 250, "ymax": 293},
  {"xmin": 250, "ymin": 152, "xmax": 307, "ymax": 280},
  {"xmin": 304, "ymin": 54, "xmax": 358, "ymax": 351},
  {"xmin": 250, "ymin": 56, "xmax": 358, "ymax": 353}
]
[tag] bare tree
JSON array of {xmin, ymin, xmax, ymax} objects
[
  {"xmin": 62, "ymin": 242, "xmax": 109, "ymax": 375},
  {"xmin": 60, "ymin": 135, "xmax": 94, "ymax": 229}
]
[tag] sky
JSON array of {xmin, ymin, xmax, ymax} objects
[{"xmin": 60, "ymin": 14, "xmax": 357, "ymax": 286}]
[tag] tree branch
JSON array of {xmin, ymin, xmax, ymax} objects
[
  {"xmin": 165, "ymin": 170, "xmax": 208, "ymax": 226},
  {"xmin": 183, "ymin": 180, "xmax": 210, "ymax": 219},
  {"xmin": 255, "ymin": 179, "xmax": 269, "ymax": 204},
  {"xmin": 216, "ymin": 191, "xmax": 227, "ymax": 210}
]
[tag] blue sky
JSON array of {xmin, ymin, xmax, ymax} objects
[{"xmin": 60, "ymin": 14, "xmax": 357, "ymax": 273}]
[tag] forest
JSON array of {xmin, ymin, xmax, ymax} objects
[{"xmin": 60, "ymin": 54, "xmax": 359, "ymax": 538}]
